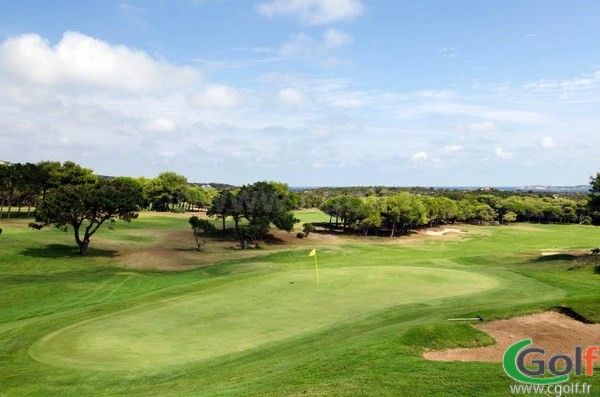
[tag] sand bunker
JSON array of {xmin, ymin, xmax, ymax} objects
[
  {"xmin": 540, "ymin": 251, "xmax": 562, "ymax": 256},
  {"xmin": 423, "ymin": 228, "xmax": 464, "ymax": 236},
  {"xmin": 424, "ymin": 312, "xmax": 600, "ymax": 363}
]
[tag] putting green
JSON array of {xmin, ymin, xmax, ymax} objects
[{"xmin": 30, "ymin": 265, "xmax": 497, "ymax": 371}]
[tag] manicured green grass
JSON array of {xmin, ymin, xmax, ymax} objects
[
  {"xmin": 30, "ymin": 266, "xmax": 495, "ymax": 371},
  {"xmin": 1, "ymin": 212, "xmax": 600, "ymax": 396},
  {"xmin": 293, "ymin": 209, "xmax": 331, "ymax": 225}
]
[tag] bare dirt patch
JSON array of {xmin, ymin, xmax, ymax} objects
[
  {"xmin": 115, "ymin": 250, "xmax": 202, "ymax": 271},
  {"xmin": 109, "ymin": 225, "xmax": 345, "ymax": 271},
  {"xmin": 424, "ymin": 312, "xmax": 600, "ymax": 363}
]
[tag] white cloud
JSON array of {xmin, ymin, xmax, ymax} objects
[
  {"xmin": 280, "ymin": 29, "xmax": 352, "ymax": 59},
  {"xmin": 323, "ymin": 28, "xmax": 353, "ymax": 48},
  {"xmin": 540, "ymin": 136, "xmax": 557, "ymax": 149},
  {"xmin": 411, "ymin": 151, "xmax": 428, "ymax": 161},
  {"xmin": 0, "ymin": 31, "xmax": 597, "ymax": 186},
  {"xmin": 414, "ymin": 90, "xmax": 456, "ymax": 100},
  {"xmin": 159, "ymin": 149, "xmax": 176, "ymax": 158},
  {"xmin": 524, "ymin": 71, "xmax": 600, "ymax": 92},
  {"xmin": 305, "ymin": 115, "xmax": 361, "ymax": 137},
  {"xmin": 0, "ymin": 32, "xmax": 200, "ymax": 92},
  {"xmin": 437, "ymin": 47, "xmax": 457, "ymax": 58},
  {"xmin": 143, "ymin": 118, "xmax": 177, "ymax": 134},
  {"xmin": 319, "ymin": 92, "xmax": 365, "ymax": 108},
  {"xmin": 397, "ymin": 102, "xmax": 546, "ymax": 124},
  {"xmin": 280, "ymin": 33, "xmax": 318, "ymax": 58},
  {"xmin": 441, "ymin": 145, "xmax": 464, "ymax": 154},
  {"xmin": 495, "ymin": 147, "xmax": 513, "ymax": 159},
  {"xmin": 276, "ymin": 88, "xmax": 307, "ymax": 106},
  {"xmin": 256, "ymin": 0, "xmax": 365, "ymax": 25},
  {"xmin": 454, "ymin": 121, "xmax": 497, "ymax": 133},
  {"xmin": 0, "ymin": 82, "xmax": 53, "ymax": 105},
  {"xmin": 189, "ymin": 84, "xmax": 242, "ymax": 109},
  {"xmin": 466, "ymin": 121, "xmax": 497, "ymax": 132}
]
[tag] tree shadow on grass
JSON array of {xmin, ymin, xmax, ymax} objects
[
  {"xmin": 529, "ymin": 254, "xmax": 577, "ymax": 263},
  {"xmin": 264, "ymin": 233, "xmax": 286, "ymax": 245},
  {"xmin": 312, "ymin": 222, "xmax": 346, "ymax": 234},
  {"xmin": 173, "ymin": 247, "xmax": 200, "ymax": 252},
  {"xmin": 2, "ymin": 270, "xmax": 99, "ymax": 284},
  {"xmin": 21, "ymin": 244, "xmax": 118, "ymax": 258}
]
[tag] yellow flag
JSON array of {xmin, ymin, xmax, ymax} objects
[{"xmin": 309, "ymin": 248, "xmax": 319, "ymax": 284}]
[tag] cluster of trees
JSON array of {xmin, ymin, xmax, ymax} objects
[
  {"xmin": 208, "ymin": 182, "xmax": 299, "ymax": 248},
  {"xmin": 0, "ymin": 162, "xmax": 218, "ymax": 255},
  {"xmin": 591, "ymin": 172, "xmax": 600, "ymax": 225},
  {"xmin": 138, "ymin": 172, "xmax": 217, "ymax": 212},
  {"xmin": 0, "ymin": 162, "xmax": 149, "ymax": 255},
  {"xmin": 0, "ymin": 161, "xmax": 299, "ymax": 254},
  {"xmin": 0, "ymin": 162, "xmax": 217, "ymax": 218},
  {"xmin": 0, "ymin": 161, "xmax": 96, "ymax": 218},
  {"xmin": 319, "ymin": 192, "xmax": 592, "ymax": 237}
]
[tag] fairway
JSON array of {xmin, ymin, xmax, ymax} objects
[
  {"xmin": 2, "ymin": 213, "xmax": 600, "ymax": 396},
  {"xmin": 30, "ymin": 265, "xmax": 496, "ymax": 370}
]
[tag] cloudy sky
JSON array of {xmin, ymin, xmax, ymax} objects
[{"xmin": 1, "ymin": 0, "xmax": 599, "ymax": 186}]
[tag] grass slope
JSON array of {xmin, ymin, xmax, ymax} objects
[
  {"xmin": 0, "ymin": 212, "xmax": 599, "ymax": 396},
  {"xmin": 30, "ymin": 266, "xmax": 495, "ymax": 370}
]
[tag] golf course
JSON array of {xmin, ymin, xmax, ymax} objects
[{"xmin": 1, "ymin": 210, "xmax": 600, "ymax": 396}]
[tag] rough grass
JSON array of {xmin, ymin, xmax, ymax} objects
[
  {"xmin": 401, "ymin": 323, "xmax": 496, "ymax": 353},
  {"xmin": 1, "ymin": 212, "xmax": 600, "ymax": 395}
]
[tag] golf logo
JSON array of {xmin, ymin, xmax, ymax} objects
[{"xmin": 503, "ymin": 339, "xmax": 599, "ymax": 384}]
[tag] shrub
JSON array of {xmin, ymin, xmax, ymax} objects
[
  {"xmin": 296, "ymin": 232, "xmax": 304, "ymax": 239},
  {"xmin": 302, "ymin": 223, "xmax": 316, "ymax": 237},
  {"xmin": 569, "ymin": 255, "xmax": 600, "ymax": 271}
]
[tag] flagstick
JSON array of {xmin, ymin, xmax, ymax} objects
[{"xmin": 314, "ymin": 251, "xmax": 320, "ymax": 285}]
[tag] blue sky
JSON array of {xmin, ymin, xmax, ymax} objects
[{"xmin": 0, "ymin": 0, "xmax": 599, "ymax": 186}]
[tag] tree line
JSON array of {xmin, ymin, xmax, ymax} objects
[
  {"xmin": 0, "ymin": 161, "xmax": 144, "ymax": 255},
  {"xmin": 0, "ymin": 161, "xmax": 96, "ymax": 218},
  {"xmin": 296, "ymin": 185, "xmax": 589, "ymax": 210},
  {"xmin": 0, "ymin": 161, "xmax": 298, "ymax": 254},
  {"xmin": 0, "ymin": 161, "xmax": 217, "ymax": 217},
  {"xmin": 1, "ymin": 160, "xmax": 598, "ymax": 253},
  {"xmin": 317, "ymin": 191, "xmax": 594, "ymax": 237}
]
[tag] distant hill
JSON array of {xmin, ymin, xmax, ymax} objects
[
  {"xmin": 190, "ymin": 182, "xmax": 235, "ymax": 190},
  {"xmin": 515, "ymin": 185, "xmax": 590, "ymax": 193},
  {"xmin": 98, "ymin": 175, "xmax": 234, "ymax": 190},
  {"xmin": 291, "ymin": 185, "xmax": 591, "ymax": 193}
]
